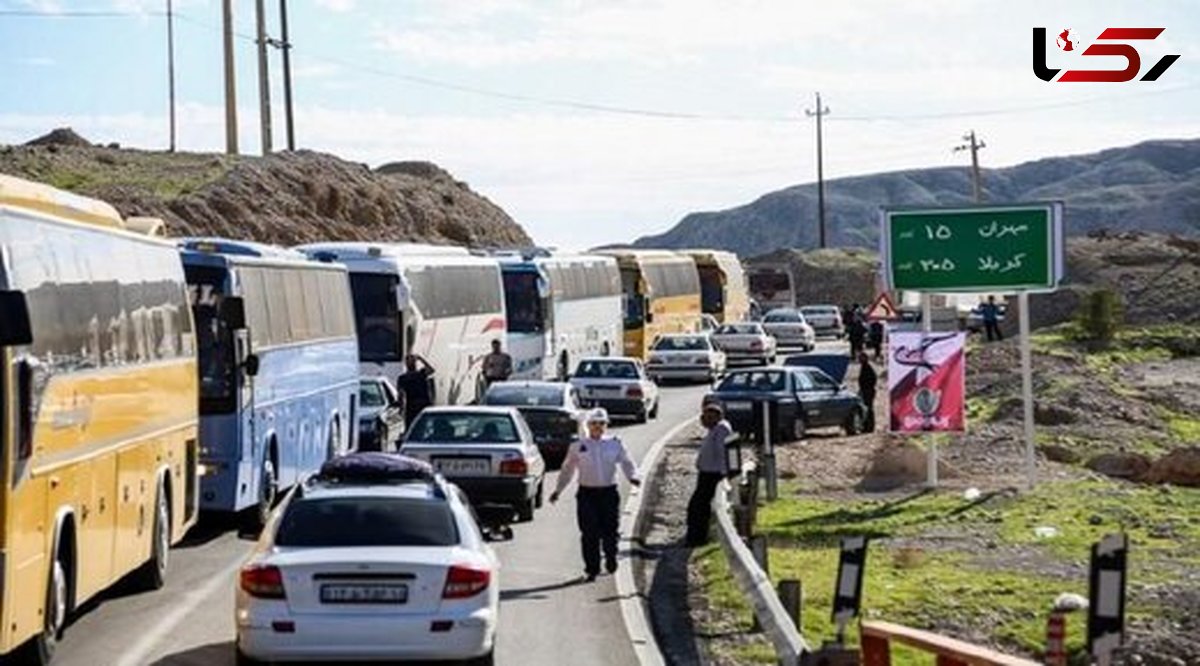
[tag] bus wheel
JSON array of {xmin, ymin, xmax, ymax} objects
[
  {"xmin": 133, "ymin": 485, "xmax": 170, "ymax": 591},
  {"xmin": 246, "ymin": 459, "xmax": 277, "ymax": 533},
  {"xmin": 31, "ymin": 554, "xmax": 67, "ymax": 665}
]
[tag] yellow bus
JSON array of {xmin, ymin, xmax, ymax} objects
[
  {"xmin": 682, "ymin": 249, "xmax": 751, "ymax": 324},
  {"xmin": 0, "ymin": 176, "xmax": 198, "ymax": 663},
  {"xmin": 597, "ymin": 250, "xmax": 701, "ymax": 360}
]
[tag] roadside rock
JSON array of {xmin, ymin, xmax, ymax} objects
[
  {"xmin": 859, "ymin": 443, "xmax": 958, "ymax": 491},
  {"xmin": 1086, "ymin": 452, "xmax": 1152, "ymax": 480},
  {"xmin": 1040, "ymin": 444, "xmax": 1082, "ymax": 464},
  {"xmin": 1034, "ymin": 403, "xmax": 1078, "ymax": 426},
  {"xmin": 1143, "ymin": 447, "xmax": 1200, "ymax": 487}
]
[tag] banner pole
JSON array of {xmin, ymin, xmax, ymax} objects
[
  {"xmin": 1020, "ymin": 291, "xmax": 1036, "ymax": 490},
  {"xmin": 922, "ymin": 293, "xmax": 937, "ymax": 489}
]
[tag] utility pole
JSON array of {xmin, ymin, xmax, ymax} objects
[
  {"xmin": 222, "ymin": 0, "xmax": 238, "ymax": 154},
  {"xmin": 255, "ymin": 0, "xmax": 273, "ymax": 155},
  {"xmin": 277, "ymin": 0, "xmax": 296, "ymax": 151},
  {"xmin": 805, "ymin": 92, "xmax": 831, "ymax": 248},
  {"xmin": 166, "ymin": 0, "xmax": 176, "ymax": 152},
  {"xmin": 954, "ymin": 130, "xmax": 986, "ymax": 203}
]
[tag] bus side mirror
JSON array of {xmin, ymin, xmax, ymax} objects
[
  {"xmin": 220, "ymin": 297, "xmax": 247, "ymax": 330},
  {"xmin": 243, "ymin": 353, "xmax": 260, "ymax": 378},
  {"xmin": 0, "ymin": 291, "xmax": 33, "ymax": 346}
]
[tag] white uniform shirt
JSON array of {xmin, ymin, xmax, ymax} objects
[{"xmin": 554, "ymin": 435, "xmax": 640, "ymax": 493}]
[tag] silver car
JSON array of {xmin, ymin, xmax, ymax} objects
[
  {"xmin": 762, "ymin": 308, "xmax": 816, "ymax": 351},
  {"xmin": 646, "ymin": 333, "xmax": 727, "ymax": 383},
  {"xmin": 711, "ymin": 321, "xmax": 777, "ymax": 366},
  {"xmin": 569, "ymin": 356, "xmax": 660, "ymax": 423},
  {"xmin": 799, "ymin": 305, "xmax": 845, "ymax": 339}
]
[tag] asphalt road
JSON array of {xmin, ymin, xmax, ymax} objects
[{"xmin": 45, "ymin": 382, "xmax": 712, "ymax": 666}]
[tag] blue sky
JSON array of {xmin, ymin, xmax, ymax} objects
[{"xmin": 2, "ymin": 0, "xmax": 1198, "ymax": 249}]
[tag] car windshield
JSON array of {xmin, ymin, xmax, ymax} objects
[
  {"xmin": 359, "ymin": 381, "xmax": 387, "ymax": 408},
  {"xmin": 275, "ymin": 497, "xmax": 459, "ymax": 547},
  {"xmin": 406, "ymin": 412, "xmax": 521, "ymax": 443},
  {"xmin": 764, "ymin": 310, "xmax": 804, "ymax": 323},
  {"xmin": 653, "ymin": 336, "xmax": 709, "ymax": 351},
  {"xmin": 575, "ymin": 360, "xmax": 639, "ymax": 379},
  {"xmin": 484, "ymin": 384, "xmax": 564, "ymax": 407},
  {"xmin": 716, "ymin": 323, "xmax": 762, "ymax": 335},
  {"xmin": 717, "ymin": 370, "xmax": 787, "ymax": 393}
]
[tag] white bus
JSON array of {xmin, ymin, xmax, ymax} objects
[
  {"xmin": 298, "ymin": 243, "xmax": 505, "ymax": 406},
  {"xmin": 497, "ymin": 251, "xmax": 623, "ymax": 380}
]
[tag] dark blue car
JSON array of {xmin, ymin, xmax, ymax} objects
[{"xmin": 703, "ymin": 366, "xmax": 867, "ymax": 442}]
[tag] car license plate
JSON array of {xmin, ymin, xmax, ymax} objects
[
  {"xmin": 320, "ymin": 583, "xmax": 408, "ymax": 604},
  {"xmin": 433, "ymin": 457, "xmax": 490, "ymax": 476},
  {"xmin": 726, "ymin": 400, "xmax": 752, "ymax": 412}
]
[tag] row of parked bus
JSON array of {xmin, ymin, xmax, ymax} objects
[{"xmin": 0, "ymin": 175, "xmax": 751, "ymax": 662}]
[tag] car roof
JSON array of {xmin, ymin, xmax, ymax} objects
[
  {"xmin": 488, "ymin": 380, "xmax": 567, "ymax": 390},
  {"xmin": 417, "ymin": 405, "xmax": 520, "ymax": 416},
  {"xmin": 298, "ymin": 482, "xmax": 443, "ymax": 501},
  {"xmin": 578, "ymin": 356, "xmax": 638, "ymax": 363}
]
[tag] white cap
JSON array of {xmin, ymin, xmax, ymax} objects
[{"xmin": 585, "ymin": 407, "xmax": 610, "ymax": 424}]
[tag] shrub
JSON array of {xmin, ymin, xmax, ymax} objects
[{"xmin": 1075, "ymin": 289, "xmax": 1123, "ymax": 350}]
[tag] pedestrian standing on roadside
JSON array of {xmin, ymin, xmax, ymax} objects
[
  {"xmin": 481, "ymin": 338, "xmax": 513, "ymax": 386},
  {"xmin": 868, "ymin": 320, "xmax": 885, "ymax": 361},
  {"xmin": 395, "ymin": 353, "xmax": 436, "ymax": 424},
  {"xmin": 550, "ymin": 408, "xmax": 641, "ymax": 581},
  {"xmin": 848, "ymin": 312, "xmax": 867, "ymax": 358},
  {"xmin": 857, "ymin": 351, "xmax": 878, "ymax": 433},
  {"xmin": 981, "ymin": 295, "xmax": 1003, "ymax": 342},
  {"xmin": 686, "ymin": 403, "xmax": 734, "ymax": 547}
]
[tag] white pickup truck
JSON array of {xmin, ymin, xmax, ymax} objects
[{"xmin": 710, "ymin": 322, "xmax": 777, "ymax": 366}]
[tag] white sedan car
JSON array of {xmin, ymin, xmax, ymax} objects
[
  {"xmin": 646, "ymin": 333, "xmax": 727, "ymax": 383},
  {"xmin": 570, "ymin": 356, "xmax": 660, "ymax": 423},
  {"xmin": 235, "ymin": 453, "xmax": 498, "ymax": 665},
  {"xmin": 762, "ymin": 308, "xmax": 817, "ymax": 351}
]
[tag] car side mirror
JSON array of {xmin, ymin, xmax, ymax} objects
[
  {"xmin": 243, "ymin": 353, "xmax": 260, "ymax": 377},
  {"xmin": 0, "ymin": 291, "xmax": 33, "ymax": 346}
]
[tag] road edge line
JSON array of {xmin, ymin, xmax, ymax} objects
[{"xmin": 617, "ymin": 416, "xmax": 694, "ymax": 666}]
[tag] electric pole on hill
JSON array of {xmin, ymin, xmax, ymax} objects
[
  {"xmin": 166, "ymin": 0, "xmax": 176, "ymax": 152},
  {"xmin": 805, "ymin": 92, "xmax": 831, "ymax": 248},
  {"xmin": 955, "ymin": 130, "xmax": 986, "ymax": 203},
  {"xmin": 222, "ymin": 0, "xmax": 238, "ymax": 154},
  {"xmin": 277, "ymin": 0, "xmax": 296, "ymax": 151},
  {"xmin": 255, "ymin": 0, "xmax": 273, "ymax": 155}
]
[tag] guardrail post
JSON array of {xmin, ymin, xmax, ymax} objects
[
  {"xmin": 778, "ymin": 579, "xmax": 802, "ymax": 631},
  {"xmin": 860, "ymin": 634, "xmax": 891, "ymax": 666},
  {"xmin": 761, "ymin": 400, "xmax": 778, "ymax": 501},
  {"xmin": 748, "ymin": 534, "xmax": 770, "ymax": 632}
]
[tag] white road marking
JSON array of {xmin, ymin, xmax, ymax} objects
[{"xmin": 114, "ymin": 555, "xmax": 246, "ymax": 666}]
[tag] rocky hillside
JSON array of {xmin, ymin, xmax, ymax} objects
[
  {"xmin": 0, "ymin": 129, "xmax": 532, "ymax": 247},
  {"xmin": 634, "ymin": 138, "xmax": 1200, "ymax": 257}
]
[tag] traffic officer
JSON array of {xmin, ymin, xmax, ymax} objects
[{"xmin": 549, "ymin": 408, "xmax": 641, "ymax": 581}]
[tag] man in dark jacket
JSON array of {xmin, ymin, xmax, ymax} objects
[
  {"xmin": 848, "ymin": 313, "xmax": 867, "ymax": 359},
  {"xmin": 396, "ymin": 353, "xmax": 436, "ymax": 424},
  {"xmin": 857, "ymin": 352, "xmax": 878, "ymax": 432}
]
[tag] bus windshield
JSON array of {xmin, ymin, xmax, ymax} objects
[
  {"xmin": 350, "ymin": 273, "xmax": 401, "ymax": 362},
  {"xmin": 502, "ymin": 270, "xmax": 545, "ymax": 334},
  {"xmin": 185, "ymin": 265, "xmax": 235, "ymax": 413}
]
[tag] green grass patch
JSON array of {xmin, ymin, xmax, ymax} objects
[
  {"xmin": 1083, "ymin": 346, "xmax": 1173, "ymax": 375},
  {"xmin": 1167, "ymin": 415, "xmax": 1200, "ymax": 443},
  {"xmin": 965, "ymin": 396, "xmax": 1002, "ymax": 424}
]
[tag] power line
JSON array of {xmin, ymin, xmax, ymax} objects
[{"xmin": 0, "ymin": 9, "xmax": 164, "ymax": 16}]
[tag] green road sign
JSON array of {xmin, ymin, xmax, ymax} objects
[{"xmin": 881, "ymin": 203, "xmax": 1064, "ymax": 292}]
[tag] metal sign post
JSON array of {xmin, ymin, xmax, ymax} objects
[
  {"xmin": 921, "ymin": 294, "xmax": 937, "ymax": 488},
  {"xmin": 831, "ymin": 536, "xmax": 868, "ymax": 645},
  {"xmin": 1088, "ymin": 534, "xmax": 1129, "ymax": 666},
  {"xmin": 1019, "ymin": 291, "xmax": 1036, "ymax": 490}
]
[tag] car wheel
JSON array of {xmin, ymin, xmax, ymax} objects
[
  {"xmin": 649, "ymin": 400, "xmax": 659, "ymax": 419},
  {"xmin": 516, "ymin": 497, "xmax": 535, "ymax": 523},
  {"xmin": 465, "ymin": 648, "xmax": 496, "ymax": 666},
  {"xmin": 791, "ymin": 417, "xmax": 807, "ymax": 442},
  {"xmin": 634, "ymin": 407, "xmax": 648, "ymax": 424},
  {"xmin": 235, "ymin": 646, "xmax": 265, "ymax": 666},
  {"xmin": 844, "ymin": 409, "xmax": 864, "ymax": 436},
  {"xmin": 534, "ymin": 480, "xmax": 545, "ymax": 509},
  {"xmin": 133, "ymin": 485, "xmax": 170, "ymax": 591}
]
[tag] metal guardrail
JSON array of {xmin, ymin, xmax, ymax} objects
[{"xmin": 712, "ymin": 470, "xmax": 810, "ymax": 666}]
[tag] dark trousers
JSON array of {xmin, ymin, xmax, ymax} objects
[
  {"xmin": 862, "ymin": 390, "xmax": 877, "ymax": 432},
  {"xmin": 686, "ymin": 472, "xmax": 724, "ymax": 546},
  {"xmin": 985, "ymin": 321, "xmax": 1002, "ymax": 342},
  {"xmin": 576, "ymin": 486, "xmax": 620, "ymax": 575}
]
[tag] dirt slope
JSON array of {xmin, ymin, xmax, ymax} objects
[{"xmin": 0, "ymin": 129, "xmax": 532, "ymax": 248}]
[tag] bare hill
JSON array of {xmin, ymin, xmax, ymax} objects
[
  {"xmin": 635, "ymin": 138, "xmax": 1200, "ymax": 256},
  {"xmin": 0, "ymin": 129, "xmax": 532, "ymax": 247}
]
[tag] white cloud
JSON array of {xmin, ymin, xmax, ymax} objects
[
  {"xmin": 19, "ymin": 0, "xmax": 62, "ymax": 14},
  {"xmin": 314, "ymin": 0, "xmax": 355, "ymax": 13}
]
